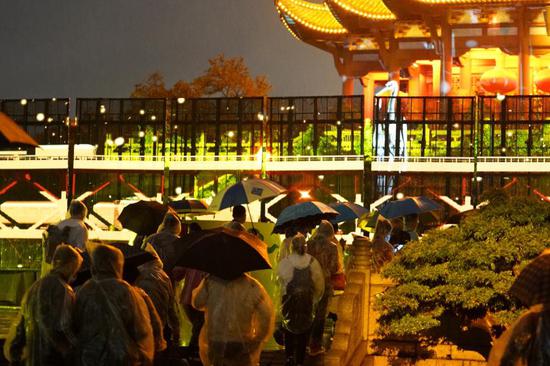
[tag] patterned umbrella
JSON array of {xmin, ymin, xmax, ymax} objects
[{"xmin": 209, "ymin": 178, "xmax": 286, "ymax": 211}]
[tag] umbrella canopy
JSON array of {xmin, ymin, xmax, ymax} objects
[
  {"xmin": 0, "ymin": 112, "xmax": 39, "ymax": 148},
  {"xmin": 169, "ymin": 198, "xmax": 208, "ymax": 213},
  {"xmin": 329, "ymin": 202, "xmax": 369, "ymax": 224},
  {"xmin": 72, "ymin": 242, "xmax": 156, "ymax": 286},
  {"xmin": 378, "ymin": 196, "xmax": 443, "ymax": 220},
  {"xmin": 117, "ymin": 200, "xmax": 168, "ymax": 236},
  {"xmin": 273, "ymin": 201, "xmax": 338, "ymax": 234},
  {"xmin": 209, "ymin": 178, "xmax": 286, "ymax": 211},
  {"xmin": 509, "ymin": 250, "xmax": 550, "ymax": 307},
  {"xmin": 174, "ymin": 227, "xmax": 271, "ymax": 280}
]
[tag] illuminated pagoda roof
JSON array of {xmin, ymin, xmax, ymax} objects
[
  {"xmin": 276, "ymin": 0, "xmax": 348, "ymax": 38},
  {"xmin": 383, "ymin": 0, "xmax": 550, "ymax": 17}
]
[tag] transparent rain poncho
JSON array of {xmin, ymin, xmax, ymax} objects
[
  {"xmin": 4, "ymin": 244, "xmax": 82, "ymax": 366},
  {"xmin": 73, "ymin": 244, "xmax": 158, "ymax": 366},
  {"xmin": 488, "ymin": 304, "xmax": 550, "ymax": 366},
  {"xmin": 192, "ymin": 274, "xmax": 274, "ymax": 366},
  {"xmin": 134, "ymin": 247, "xmax": 180, "ymax": 344}
]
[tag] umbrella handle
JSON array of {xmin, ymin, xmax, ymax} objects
[{"xmin": 246, "ymin": 204, "xmax": 256, "ymax": 231}]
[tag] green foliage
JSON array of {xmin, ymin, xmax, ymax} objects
[{"xmin": 376, "ymin": 194, "xmax": 550, "ymax": 346}]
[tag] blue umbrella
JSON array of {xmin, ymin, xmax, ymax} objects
[
  {"xmin": 329, "ymin": 202, "xmax": 369, "ymax": 224},
  {"xmin": 378, "ymin": 196, "xmax": 442, "ymax": 220},
  {"xmin": 209, "ymin": 178, "xmax": 286, "ymax": 211},
  {"xmin": 273, "ymin": 201, "xmax": 338, "ymax": 233}
]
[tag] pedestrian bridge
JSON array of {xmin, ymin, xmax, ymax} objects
[{"xmin": 1, "ymin": 154, "xmax": 550, "ymax": 173}]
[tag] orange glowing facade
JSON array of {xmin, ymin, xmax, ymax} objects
[{"xmin": 276, "ymin": 0, "xmax": 550, "ymax": 116}]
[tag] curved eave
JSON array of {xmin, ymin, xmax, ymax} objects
[
  {"xmin": 327, "ymin": 0, "xmax": 395, "ymax": 21},
  {"xmin": 411, "ymin": 0, "xmax": 547, "ymax": 5},
  {"xmin": 326, "ymin": 0, "xmax": 395, "ymax": 33},
  {"xmin": 276, "ymin": 0, "xmax": 349, "ymax": 36},
  {"xmin": 383, "ymin": 0, "xmax": 550, "ymax": 18}
]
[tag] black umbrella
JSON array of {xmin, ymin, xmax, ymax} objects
[
  {"xmin": 174, "ymin": 227, "xmax": 271, "ymax": 280},
  {"xmin": 72, "ymin": 242, "xmax": 155, "ymax": 286},
  {"xmin": 168, "ymin": 198, "xmax": 209, "ymax": 213},
  {"xmin": 273, "ymin": 201, "xmax": 338, "ymax": 234},
  {"xmin": 0, "ymin": 112, "xmax": 39, "ymax": 148},
  {"xmin": 117, "ymin": 200, "xmax": 169, "ymax": 236}
]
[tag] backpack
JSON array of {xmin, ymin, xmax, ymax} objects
[
  {"xmin": 281, "ymin": 257, "xmax": 315, "ymax": 334},
  {"xmin": 43, "ymin": 225, "xmax": 71, "ymax": 263}
]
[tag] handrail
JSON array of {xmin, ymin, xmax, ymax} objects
[
  {"xmin": 1, "ymin": 154, "xmax": 549, "ymax": 164},
  {"xmin": 372, "ymin": 156, "xmax": 550, "ymax": 163},
  {"xmin": 267, "ymin": 155, "xmax": 364, "ymax": 162}
]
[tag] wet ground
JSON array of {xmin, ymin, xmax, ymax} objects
[{"xmin": 0, "ymin": 306, "xmax": 327, "ymax": 366}]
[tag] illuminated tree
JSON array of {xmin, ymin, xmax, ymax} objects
[
  {"xmin": 131, "ymin": 54, "xmax": 271, "ymax": 98},
  {"xmin": 376, "ymin": 192, "xmax": 550, "ymax": 359}
]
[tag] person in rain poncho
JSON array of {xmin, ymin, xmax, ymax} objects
[
  {"xmin": 4, "ymin": 244, "xmax": 83, "ymax": 366},
  {"xmin": 488, "ymin": 304, "xmax": 550, "ymax": 366},
  {"xmin": 277, "ymin": 234, "xmax": 324, "ymax": 366},
  {"xmin": 73, "ymin": 243, "xmax": 162, "ymax": 366},
  {"xmin": 134, "ymin": 244, "xmax": 180, "ymax": 348},
  {"xmin": 371, "ymin": 219, "xmax": 394, "ymax": 272},
  {"xmin": 192, "ymin": 273, "xmax": 274, "ymax": 366},
  {"xmin": 224, "ymin": 205, "xmax": 247, "ymax": 232},
  {"xmin": 278, "ymin": 226, "xmax": 298, "ymax": 262},
  {"xmin": 143, "ymin": 213, "xmax": 181, "ymax": 271},
  {"xmin": 306, "ymin": 220, "xmax": 340, "ymax": 355}
]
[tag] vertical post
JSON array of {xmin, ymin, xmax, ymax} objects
[
  {"xmin": 342, "ymin": 76, "xmax": 354, "ymax": 96},
  {"xmin": 440, "ymin": 23, "xmax": 453, "ymax": 96},
  {"xmin": 518, "ymin": 7, "xmax": 531, "ymax": 95},
  {"xmin": 260, "ymin": 96, "xmax": 268, "ymax": 222},
  {"xmin": 66, "ymin": 117, "xmax": 76, "ymax": 209},
  {"xmin": 472, "ymin": 97, "xmax": 479, "ymax": 208}
]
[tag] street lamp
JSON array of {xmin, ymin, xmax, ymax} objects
[
  {"xmin": 152, "ymin": 135, "xmax": 158, "ymax": 156},
  {"xmin": 226, "ymin": 131, "xmax": 234, "ymax": 157},
  {"xmin": 114, "ymin": 136, "xmax": 125, "ymax": 160}
]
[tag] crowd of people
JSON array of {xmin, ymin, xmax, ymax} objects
[{"xmin": 2, "ymin": 201, "xmax": 359, "ymax": 366}]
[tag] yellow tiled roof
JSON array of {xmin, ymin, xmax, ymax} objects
[
  {"xmin": 276, "ymin": 0, "xmax": 348, "ymax": 34},
  {"xmin": 329, "ymin": 0, "xmax": 395, "ymax": 20}
]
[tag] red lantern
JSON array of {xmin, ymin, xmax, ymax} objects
[
  {"xmin": 535, "ymin": 69, "xmax": 550, "ymax": 93},
  {"xmin": 480, "ymin": 68, "xmax": 517, "ymax": 94}
]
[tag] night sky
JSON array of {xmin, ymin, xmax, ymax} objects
[{"xmin": 0, "ymin": 0, "xmax": 343, "ymax": 99}]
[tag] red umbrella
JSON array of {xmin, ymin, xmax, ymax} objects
[{"xmin": 0, "ymin": 112, "xmax": 39, "ymax": 148}]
